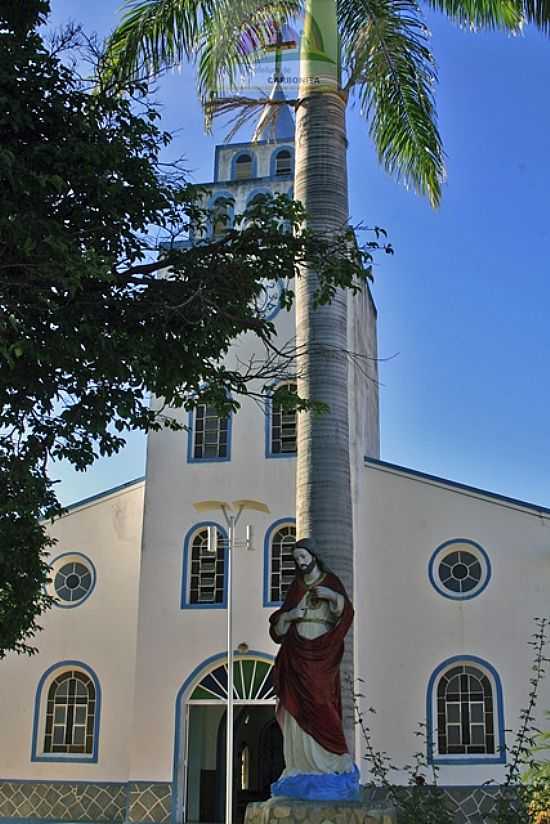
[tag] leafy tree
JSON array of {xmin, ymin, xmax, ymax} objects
[{"xmin": 0, "ymin": 0, "xmax": 387, "ymax": 656}]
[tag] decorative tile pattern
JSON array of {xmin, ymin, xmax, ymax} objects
[
  {"xmin": 443, "ymin": 785, "xmax": 519, "ymax": 823},
  {"xmin": 362, "ymin": 784, "xmax": 519, "ymax": 824},
  {"xmin": 0, "ymin": 780, "xmax": 517, "ymax": 824},
  {"xmin": 0, "ymin": 781, "xmax": 126, "ymax": 821},
  {"xmin": 126, "ymin": 783, "xmax": 172, "ymax": 824}
]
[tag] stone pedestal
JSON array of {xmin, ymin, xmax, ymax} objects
[{"xmin": 244, "ymin": 797, "xmax": 397, "ymax": 824}]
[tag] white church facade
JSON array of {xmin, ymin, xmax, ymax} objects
[{"xmin": 1, "ymin": 100, "xmax": 549, "ymax": 824}]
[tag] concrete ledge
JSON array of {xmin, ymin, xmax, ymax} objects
[{"xmin": 244, "ymin": 797, "xmax": 397, "ymax": 824}]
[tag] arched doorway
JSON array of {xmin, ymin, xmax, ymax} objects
[{"xmin": 174, "ymin": 654, "xmax": 284, "ymax": 824}]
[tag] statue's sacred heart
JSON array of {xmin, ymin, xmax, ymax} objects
[{"xmin": 306, "ymin": 591, "xmax": 321, "ymax": 610}]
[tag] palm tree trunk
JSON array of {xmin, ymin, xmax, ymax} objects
[{"xmin": 295, "ymin": 0, "xmax": 355, "ymax": 748}]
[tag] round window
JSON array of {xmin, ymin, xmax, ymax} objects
[
  {"xmin": 428, "ymin": 540, "xmax": 491, "ymax": 600},
  {"xmin": 49, "ymin": 554, "xmax": 96, "ymax": 608}
]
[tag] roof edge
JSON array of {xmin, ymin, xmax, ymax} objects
[
  {"xmin": 64, "ymin": 476, "xmax": 146, "ymax": 514},
  {"xmin": 364, "ymin": 457, "xmax": 550, "ymax": 518}
]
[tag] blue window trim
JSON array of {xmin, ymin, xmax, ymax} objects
[
  {"xmin": 31, "ymin": 661, "xmax": 101, "ymax": 763},
  {"xmin": 186, "ymin": 407, "xmax": 232, "ymax": 464},
  {"xmin": 270, "ymin": 145, "xmax": 294, "ymax": 178},
  {"xmin": 180, "ymin": 521, "xmax": 229, "ymax": 609},
  {"xmin": 171, "ymin": 648, "xmax": 274, "ymax": 824},
  {"xmin": 230, "ymin": 150, "xmax": 258, "ymax": 180},
  {"xmin": 428, "ymin": 538, "xmax": 492, "ymax": 601},
  {"xmin": 207, "ymin": 191, "xmax": 235, "ymax": 239},
  {"xmin": 263, "ymin": 517, "xmax": 296, "ymax": 607},
  {"xmin": 48, "ymin": 552, "xmax": 97, "ymax": 609},
  {"xmin": 426, "ymin": 655, "xmax": 506, "ymax": 766},
  {"xmin": 214, "ymin": 138, "xmax": 293, "ymax": 182},
  {"xmin": 264, "ymin": 380, "xmax": 297, "ymax": 460},
  {"xmin": 246, "ymin": 187, "xmax": 274, "ymax": 207}
]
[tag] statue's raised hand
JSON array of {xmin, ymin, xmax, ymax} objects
[
  {"xmin": 287, "ymin": 605, "xmax": 306, "ymax": 622},
  {"xmin": 312, "ymin": 586, "xmax": 339, "ymax": 605}
]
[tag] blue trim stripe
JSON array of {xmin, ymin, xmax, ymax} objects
[
  {"xmin": 48, "ymin": 552, "xmax": 97, "ymax": 610},
  {"xmin": 365, "ymin": 457, "xmax": 550, "ymax": 517},
  {"xmin": 180, "ymin": 522, "xmax": 229, "ymax": 609},
  {"xmin": 171, "ymin": 649, "xmax": 275, "ymax": 824},
  {"xmin": 428, "ymin": 539, "xmax": 492, "ymax": 602},
  {"xmin": 263, "ymin": 517, "xmax": 296, "ymax": 607},
  {"xmin": 31, "ymin": 661, "xmax": 102, "ymax": 764},
  {"xmin": 426, "ymin": 655, "xmax": 506, "ymax": 766}
]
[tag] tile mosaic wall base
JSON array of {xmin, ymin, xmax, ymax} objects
[
  {"xmin": 244, "ymin": 797, "xmax": 397, "ymax": 824},
  {"xmin": 363, "ymin": 784, "xmax": 521, "ymax": 824},
  {"xmin": 0, "ymin": 781, "xmax": 172, "ymax": 824},
  {"xmin": 126, "ymin": 783, "xmax": 171, "ymax": 824},
  {"xmin": 0, "ymin": 782, "xmax": 126, "ymax": 822}
]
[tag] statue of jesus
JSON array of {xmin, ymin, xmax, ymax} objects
[{"xmin": 269, "ymin": 537, "xmax": 359, "ymax": 801}]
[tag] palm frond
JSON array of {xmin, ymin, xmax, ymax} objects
[
  {"xmin": 423, "ymin": 0, "xmax": 522, "ymax": 31},
  {"xmin": 102, "ymin": 0, "xmax": 301, "ymax": 93},
  {"xmin": 102, "ymin": 0, "xmax": 214, "ymax": 85},
  {"xmin": 518, "ymin": 0, "xmax": 550, "ymax": 32},
  {"xmin": 339, "ymin": 0, "xmax": 445, "ymax": 206},
  {"xmin": 196, "ymin": 0, "xmax": 301, "ymax": 102}
]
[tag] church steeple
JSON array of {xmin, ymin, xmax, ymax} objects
[
  {"xmin": 252, "ymin": 81, "xmax": 294, "ymax": 143},
  {"xmin": 252, "ymin": 30, "xmax": 294, "ymax": 143}
]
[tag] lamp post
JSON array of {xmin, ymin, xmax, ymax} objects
[{"xmin": 193, "ymin": 499, "xmax": 270, "ymax": 824}]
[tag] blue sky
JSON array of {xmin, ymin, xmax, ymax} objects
[{"xmin": 47, "ymin": 2, "xmax": 550, "ymax": 508}]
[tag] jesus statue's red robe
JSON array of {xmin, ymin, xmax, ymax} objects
[{"xmin": 269, "ymin": 571, "xmax": 354, "ymax": 757}]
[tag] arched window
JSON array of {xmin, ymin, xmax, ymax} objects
[
  {"xmin": 275, "ymin": 149, "xmax": 292, "ymax": 176},
  {"xmin": 212, "ymin": 197, "xmax": 232, "ymax": 238},
  {"xmin": 187, "ymin": 527, "xmax": 226, "ymax": 605},
  {"xmin": 44, "ymin": 671, "xmax": 96, "ymax": 755},
  {"xmin": 437, "ymin": 664, "xmax": 495, "ymax": 756},
  {"xmin": 192, "ymin": 402, "xmax": 230, "ymax": 461},
  {"xmin": 269, "ymin": 522, "xmax": 296, "ymax": 604},
  {"xmin": 244, "ymin": 191, "xmax": 272, "ymax": 230},
  {"xmin": 247, "ymin": 191, "xmax": 272, "ymax": 210},
  {"xmin": 234, "ymin": 152, "xmax": 254, "ymax": 180},
  {"xmin": 270, "ymin": 382, "xmax": 297, "ymax": 456}
]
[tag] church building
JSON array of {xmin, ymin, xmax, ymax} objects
[{"xmin": 1, "ymin": 91, "xmax": 549, "ymax": 824}]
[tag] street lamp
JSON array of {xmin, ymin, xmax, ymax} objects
[{"xmin": 193, "ymin": 499, "xmax": 270, "ymax": 824}]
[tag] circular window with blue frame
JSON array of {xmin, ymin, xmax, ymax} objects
[
  {"xmin": 428, "ymin": 539, "xmax": 491, "ymax": 600},
  {"xmin": 49, "ymin": 553, "xmax": 96, "ymax": 608}
]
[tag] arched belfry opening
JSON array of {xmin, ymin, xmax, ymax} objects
[{"xmin": 174, "ymin": 654, "xmax": 283, "ymax": 824}]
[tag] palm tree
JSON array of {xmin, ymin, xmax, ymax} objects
[{"xmin": 103, "ymin": 0, "xmax": 550, "ymax": 744}]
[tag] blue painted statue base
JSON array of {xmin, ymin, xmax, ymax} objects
[{"xmin": 271, "ymin": 764, "xmax": 360, "ymax": 802}]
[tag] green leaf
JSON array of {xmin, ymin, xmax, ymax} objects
[
  {"xmin": 339, "ymin": 0, "xmax": 445, "ymax": 206},
  {"xmin": 424, "ymin": 0, "xmax": 522, "ymax": 29}
]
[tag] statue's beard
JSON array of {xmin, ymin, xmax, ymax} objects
[{"xmin": 298, "ymin": 557, "xmax": 317, "ymax": 576}]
